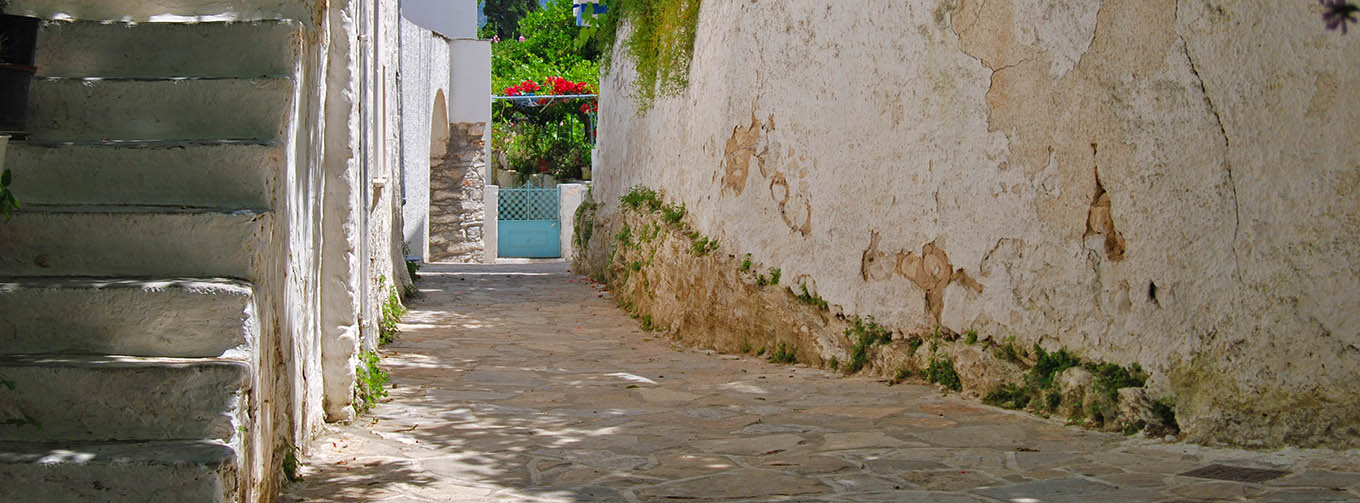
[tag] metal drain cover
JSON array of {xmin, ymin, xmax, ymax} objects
[{"xmin": 1179, "ymin": 464, "xmax": 1289, "ymax": 483}]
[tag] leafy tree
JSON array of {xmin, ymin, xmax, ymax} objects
[{"xmin": 481, "ymin": 0, "xmax": 539, "ymax": 40}]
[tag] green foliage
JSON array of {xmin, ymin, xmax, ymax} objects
[
  {"xmin": 992, "ymin": 336, "xmax": 1023, "ymax": 363},
  {"xmin": 660, "ymin": 202, "xmax": 686, "ymax": 226},
  {"xmin": 282, "ymin": 443, "xmax": 302, "ymax": 482},
  {"xmin": 1087, "ymin": 361, "xmax": 1148, "ymax": 404},
  {"xmin": 640, "ymin": 314, "xmax": 654, "ymax": 331},
  {"xmin": 615, "ymin": 223, "xmax": 633, "ymax": 248},
  {"xmin": 964, "ymin": 330, "xmax": 978, "ymax": 345},
  {"xmin": 1029, "ymin": 345, "xmax": 1081, "ymax": 389},
  {"xmin": 353, "ymin": 350, "xmax": 389, "ymax": 416},
  {"xmin": 593, "ymin": 0, "xmax": 704, "ymax": 112},
  {"xmin": 574, "ymin": 187, "xmax": 597, "ymax": 248},
  {"xmin": 1150, "ymin": 398, "xmax": 1180, "ymax": 435},
  {"xmin": 794, "ymin": 284, "xmax": 828, "ymax": 310},
  {"xmin": 0, "ymin": 162, "xmax": 18, "ymax": 219},
  {"xmin": 983, "ymin": 382, "xmax": 1031, "ymax": 410},
  {"xmin": 481, "ymin": 0, "xmax": 539, "ymax": 40},
  {"xmin": 405, "ymin": 258, "xmax": 421, "ymax": 282},
  {"xmin": 491, "ymin": 0, "xmax": 599, "ymax": 181},
  {"xmin": 739, "ymin": 254, "xmax": 752, "ymax": 272},
  {"xmin": 1045, "ymin": 391, "xmax": 1063, "ymax": 412},
  {"xmin": 926, "ymin": 358, "xmax": 962, "ymax": 391},
  {"xmin": 829, "ymin": 358, "xmax": 839, "ymax": 371},
  {"xmin": 767, "ymin": 342, "xmax": 796, "ymax": 364},
  {"xmin": 843, "ymin": 316, "xmax": 892, "ymax": 374},
  {"xmin": 906, "ymin": 336, "xmax": 924, "ymax": 355},
  {"xmin": 766, "ymin": 268, "xmax": 781, "ymax": 285},
  {"xmin": 620, "ymin": 185, "xmax": 663, "ymax": 212},
  {"xmin": 689, "ymin": 234, "xmax": 718, "ymax": 256},
  {"xmin": 894, "ymin": 367, "xmax": 911, "ymax": 382},
  {"xmin": 378, "ymin": 275, "xmax": 407, "ymax": 346}
]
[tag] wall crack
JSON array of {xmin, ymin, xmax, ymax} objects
[{"xmin": 1179, "ymin": 31, "xmax": 1242, "ymax": 282}]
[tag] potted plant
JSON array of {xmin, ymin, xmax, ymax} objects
[{"xmin": 0, "ymin": 2, "xmax": 40, "ymax": 136}]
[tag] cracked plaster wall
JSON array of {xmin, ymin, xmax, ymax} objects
[{"xmin": 592, "ymin": 0, "xmax": 1360, "ymax": 447}]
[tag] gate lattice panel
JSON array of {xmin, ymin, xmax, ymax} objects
[{"xmin": 498, "ymin": 187, "xmax": 561, "ymax": 258}]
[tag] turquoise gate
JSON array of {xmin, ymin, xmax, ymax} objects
[{"xmin": 498, "ymin": 187, "xmax": 561, "ymax": 258}]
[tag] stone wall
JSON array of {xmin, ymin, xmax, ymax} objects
[
  {"xmin": 428, "ymin": 121, "xmax": 487, "ymax": 262},
  {"xmin": 584, "ymin": 0, "xmax": 1360, "ymax": 448}
]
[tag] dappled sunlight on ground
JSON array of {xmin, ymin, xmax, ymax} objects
[{"xmin": 281, "ymin": 262, "xmax": 1360, "ymax": 502}]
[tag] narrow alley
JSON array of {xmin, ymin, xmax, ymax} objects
[{"xmin": 281, "ymin": 262, "xmax": 1360, "ymax": 503}]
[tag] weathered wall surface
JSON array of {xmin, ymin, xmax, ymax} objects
[
  {"xmin": 587, "ymin": 0, "xmax": 1360, "ymax": 447},
  {"xmin": 429, "ymin": 121, "xmax": 488, "ymax": 262},
  {"xmin": 398, "ymin": 16, "xmax": 452, "ymax": 261}
]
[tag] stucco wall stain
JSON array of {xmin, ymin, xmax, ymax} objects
[
  {"xmin": 721, "ymin": 113, "xmax": 767, "ymax": 195},
  {"xmin": 860, "ymin": 232, "xmax": 984, "ymax": 324},
  {"xmin": 1085, "ymin": 146, "xmax": 1126, "ymax": 261}
]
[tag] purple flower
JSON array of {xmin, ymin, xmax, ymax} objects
[
  {"xmin": 492, "ymin": 35, "xmax": 500, "ymax": 43},
  {"xmin": 518, "ymin": 35, "xmax": 526, "ymax": 42},
  {"xmin": 1321, "ymin": 0, "xmax": 1360, "ymax": 34}
]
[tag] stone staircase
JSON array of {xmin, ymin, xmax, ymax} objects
[{"xmin": 0, "ymin": 18, "xmax": 301, "ymax": 502}]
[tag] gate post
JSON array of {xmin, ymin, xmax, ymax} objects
[
  {"xmin": 558, "ymin": 183, "xmax": 588, "ymax": 262},
  {"xmin": 484, "ymin": 184, "xmax": 499, "ymax": 263}
]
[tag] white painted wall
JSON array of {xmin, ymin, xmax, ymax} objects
[
  {"xmin": 401, "ymin": 0, "xmax": 478, "ymax": 39},
  {"xmin": 593, "ymin": 0, "xmax": 1360, "ymax": 447},
  {"xmin": 398, "ymin": 16, "xmax": 451, "ymax": 261},
  {"xmin": 558, "ymin": 183, "xmax": 587, "ymax": 262}
]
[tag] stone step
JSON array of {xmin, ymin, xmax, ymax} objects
[
  {"xmin": 26, "ymin": 77, "xmax": 294, "ymax": 142},
  {"xmin": 0, "ymin": 355, "xmax": 249, "ymax": 442},
  {"xmin": 36, "ymin": 20, "xmax": 300, "ymax": 78},
  {"xmin": 0, "ymin": 440, "xmax": 239, "ymax": 502},
  {"xmin": 5, "ymin": 140, "xmax": 279, "ymax": 208},
  {"xmin": 6, "ymin": 0, "xmax": 313, "ymax": 23},
  {"xmin": 0, "ymin": 277, "xmax": 256, "ymax": 358},
  {"xmin": 0, "ymin": 206, "xmax": 270, "ymax": 279}
]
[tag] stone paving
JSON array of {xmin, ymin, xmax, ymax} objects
[{"xmin": 281, "ymin": 262, "xmax": 1360, "ymax": 502}]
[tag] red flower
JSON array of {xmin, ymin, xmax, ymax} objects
[{"xmin": 580, "ymin": 103, "xmax": 590, "ymax": 113}]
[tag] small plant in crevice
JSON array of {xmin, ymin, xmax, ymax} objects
[
  {"xmin": 992, "ymin": 335, "xmax": 1024, "ymax": 363},
  {"xmin": 402, "ymin": 242, "xmax": 420, "ymax": 281},
  {"xmin": 890, "ymin": 367, "xmax": 911, "ymax": 385},
  {"xmin": 926, "ymin": 357, "xmax": 962, "ymax": 391},
  {"xmin": 983, "ymin": 382, "xmax": 1031, "ymax": 410},
  {"xmin": 689, "ymin": 233, "xmax": 718, "ymax": 256},
  {"xmin": 353, "ymin": 350, "xmax": 390, "ymax": 416},
  {"xmin": 640, "ymin": 314, "xmax": 655, "ymax": 332},
  {"xmin": 843, "ymin": 316, "xmax": 892, "ymax": 374},
  {"xmin": 660, "ymin": 201, "xmax": 686, "ymax": 226},
  {"xmin": 829, "ymin": 357, "xmax": 840, "ymax": 371},
  {"xmin": 794, "ymin": 283, "xmax": 829, "ymax": 310},
  {"xmin": 767, "ymin": 342, "xmax": 797, "ymax": 364},
  {"xmin": 378, "ymin": 275, "xmax": 407, "ymax": 346},
  {"xmin": 282, "ymin": 443, "xmax": 302, "ymax": 482},
  {"xmin": 1087, "ymin": 360, "xmax": 1148, "ymax": 405},
  {"xmin": 964, "ymin": 330, "xmax": 978, "ymax": 345},
  {"xmin": 615, "ymin": 223, "xmax": 634, "ymax": 248},
  {"xmin": 766, "ymin": 268, "xmax": 780, "ymax": 285},
  {"xmin": 906, "ymin": 336, "xmax": 924, "ymax": 355},
  {"xmin": 0, "ymin": 163, "xmax": 18, "ymax": 219},
  {"xmin": 620, "ymin": 185, "xmax": 663, "ymax": 212}
]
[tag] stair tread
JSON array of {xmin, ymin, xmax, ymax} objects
[
  {"xmin": 0, "ymin": 276, "xmax": 252, "ymax": 290},
  {"xmin": 37, "ymin": 75, "xmax": 293, "ymax": 82},
  {"xmin": 15, "ymin": 139, "xmax": 275, "ymax": 147},
  {"xmin": 0, "ymin": 439, "xmax": 235, "ymax": 466},
  {"xmin": 0, "ymin": 354, "xmax": 250, "ymax": 368},
  {"xmin": 13, "ymin": 204, "xmax": 270, "ymax": 214}
]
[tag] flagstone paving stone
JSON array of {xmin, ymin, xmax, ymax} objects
[{"xmin": 281, "ymin": 262, "xmax": 1360, "ymax": 502}]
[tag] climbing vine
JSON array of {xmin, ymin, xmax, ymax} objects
[{"xmin": 590, "ymin": 0, "xmax": 703, "ymax": 112}]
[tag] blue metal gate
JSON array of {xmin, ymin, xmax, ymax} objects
[{"xmin": 498, "ymin": 187, "xmax": 561, "ymax": 258}]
